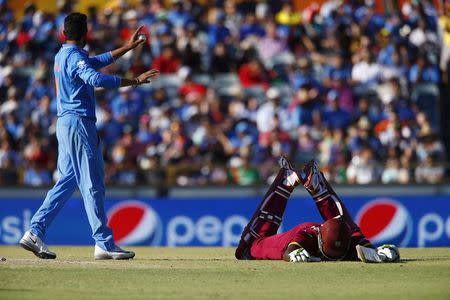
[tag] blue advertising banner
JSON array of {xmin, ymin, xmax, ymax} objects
[{"xmin": 0, "ymin": 196, "xmax": 449, "ymax": 247}]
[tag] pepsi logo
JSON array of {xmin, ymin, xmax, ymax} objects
[
  {"xmin": 356, "ymin": 198, "xmax": 413, "ymax": 247},
  {"xmin": 107, "ymin": 201, "xmax": 163, "ymax": 246}
]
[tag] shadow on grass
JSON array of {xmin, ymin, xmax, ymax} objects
[
  {"xmin": 399, "ymin": 257, "xmax": 450, "ymax": 262},
  {"xmin": 136, "ymin": 258, "xmax": 234, "ymax": 261},
  {"xmin": 0, "ymin": 288, "xmax": 34, "ymax": 292}
]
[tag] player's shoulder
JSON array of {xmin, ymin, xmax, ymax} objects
[
  {"xmin": 65, "ymin": 46, "xmax": 88, "ymax": 61},
  {"xmin": 66, "ymin": 48, "xmax": 89, "ymax": 70},
  {"xmin": 301, "ymin": 222, "xmax": 321, "ymax": 229},
  {"xmin": 290, "ymin": 222, "xmax": 320, "ymax": 236}
]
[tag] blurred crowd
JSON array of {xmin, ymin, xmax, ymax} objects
[{"xmin": 0, "ymin": 0, "xmax": 449, "ymax": 187}]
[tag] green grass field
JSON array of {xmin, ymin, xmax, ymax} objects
[{"xmin": 0, "ymin": 247, "xmax": 449, "ymax": 300}]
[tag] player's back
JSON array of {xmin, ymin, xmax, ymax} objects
[
  {"xmin": 54, "ymin": 44, "xmax": 96, "ymax": 120},
  {"xmin": 250, "ymin": 222, "xmax": 321, "ymax": 260}
]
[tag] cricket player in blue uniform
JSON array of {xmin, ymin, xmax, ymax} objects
[{"xmin": 19, "ymin": 13, "xmax": 159, "ymax": 260}]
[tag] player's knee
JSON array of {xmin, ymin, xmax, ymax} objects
[{"xmin": 86, "ymin": 186, "xmax": 105, "ymax": 200}]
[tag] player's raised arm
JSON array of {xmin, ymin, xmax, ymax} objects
[
  {"xmin": 89, "ymin": 52, "xmax": 114, "ymax": 70},
  {"xmin": 71, "ymin": 50, "xmax": 159, "ymax": 89},
  {"xmin": 111, "ymin": 25, "xmax": 146, "ymax": 61},
  {"xmin": 70, "ymin": 52, "xmax": 121, "ymax": 89},
  {"xmin": 88, "ymin": 26, "xmax": 146, "ymax": 70}
]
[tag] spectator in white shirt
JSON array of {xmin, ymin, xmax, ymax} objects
[
  {"xmin": 347, "ymin": 147, "xmax": 381, "ymax": 184},
  {"xmin": 352, "ymin": 51, "xmax": 381, "ymax": 84}
]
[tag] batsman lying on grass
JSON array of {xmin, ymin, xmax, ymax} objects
[{"xmin": 235, "ymin": 156, "xmax": 400, "ymax": 263}]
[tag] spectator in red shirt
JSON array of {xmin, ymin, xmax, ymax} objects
[
  {"xmin": 178, "ymin": 72, "xmax": 207, "ymax": 103},
  {"xmin": 238, "ymin": 58, "xmax": 269, "ymax": 90},
  {"xmin": 16, "ymin": 24, "xmax": 31, "ymax": 47},
  {"xmin": 152, "ymin": 46, "xmax": 181, "ymax": 74}
]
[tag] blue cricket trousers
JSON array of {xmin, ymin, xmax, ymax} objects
[{"xmin": 30, "ymin": 114, "xmax": 115, "ymax": 250}]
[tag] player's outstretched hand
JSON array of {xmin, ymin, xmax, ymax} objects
[
  {"xmin": 288, "ymin": 248, "xmax": 321, "ymax": 263},
  {"xmin": 136, "ymin": 69, "xmax": 160, "ymax": 85},
  {"xmin": 127, "ymin": 25, "xmax": 146, "ymax": 49}
]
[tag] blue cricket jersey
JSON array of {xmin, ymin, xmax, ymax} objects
[{"xmin": 54, "ymin": 44, "xmax": 120, "ymax": 121}]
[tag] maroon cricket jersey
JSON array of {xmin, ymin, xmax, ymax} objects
[
  {"xmin": 250, "ymin": 222, "xmax": 321, "ymax": 260},
  {"xmin": 249, "ymin": 221, "xmax": 365, "ymax": 261}
]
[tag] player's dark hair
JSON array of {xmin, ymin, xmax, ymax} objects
[{"xmin": 63, "ymin": 12, "xmax": 87, "ymax": 41}]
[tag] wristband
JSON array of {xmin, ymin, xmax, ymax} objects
[{"xmin": 133, "ymin": 77, "xmax": 140, "ymax": 88}]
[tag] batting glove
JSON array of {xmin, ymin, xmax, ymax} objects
[
  {"xmin": 377, "ymin": 244, "xmax": 400, "ymax": 262},
  {"xmin": 288, "ymin": 248, "xmax": 321, "ymax": 263}
]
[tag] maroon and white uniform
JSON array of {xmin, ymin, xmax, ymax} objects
[
  {"xmin": 250, "ymin": 222, "xmax": 320, "ymax": 260},
  {"xmin": 236, "ymin": 159, "xmax": 372, "ymax": 261}
]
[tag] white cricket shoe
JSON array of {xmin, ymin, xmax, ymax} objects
[
  {"xmin": 19, "ymin": 231, "xmax": 56, "ymax": 259},
  {"xmin": 94, "ymin": 245, "xmax": 135, "ymax": 260}
]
